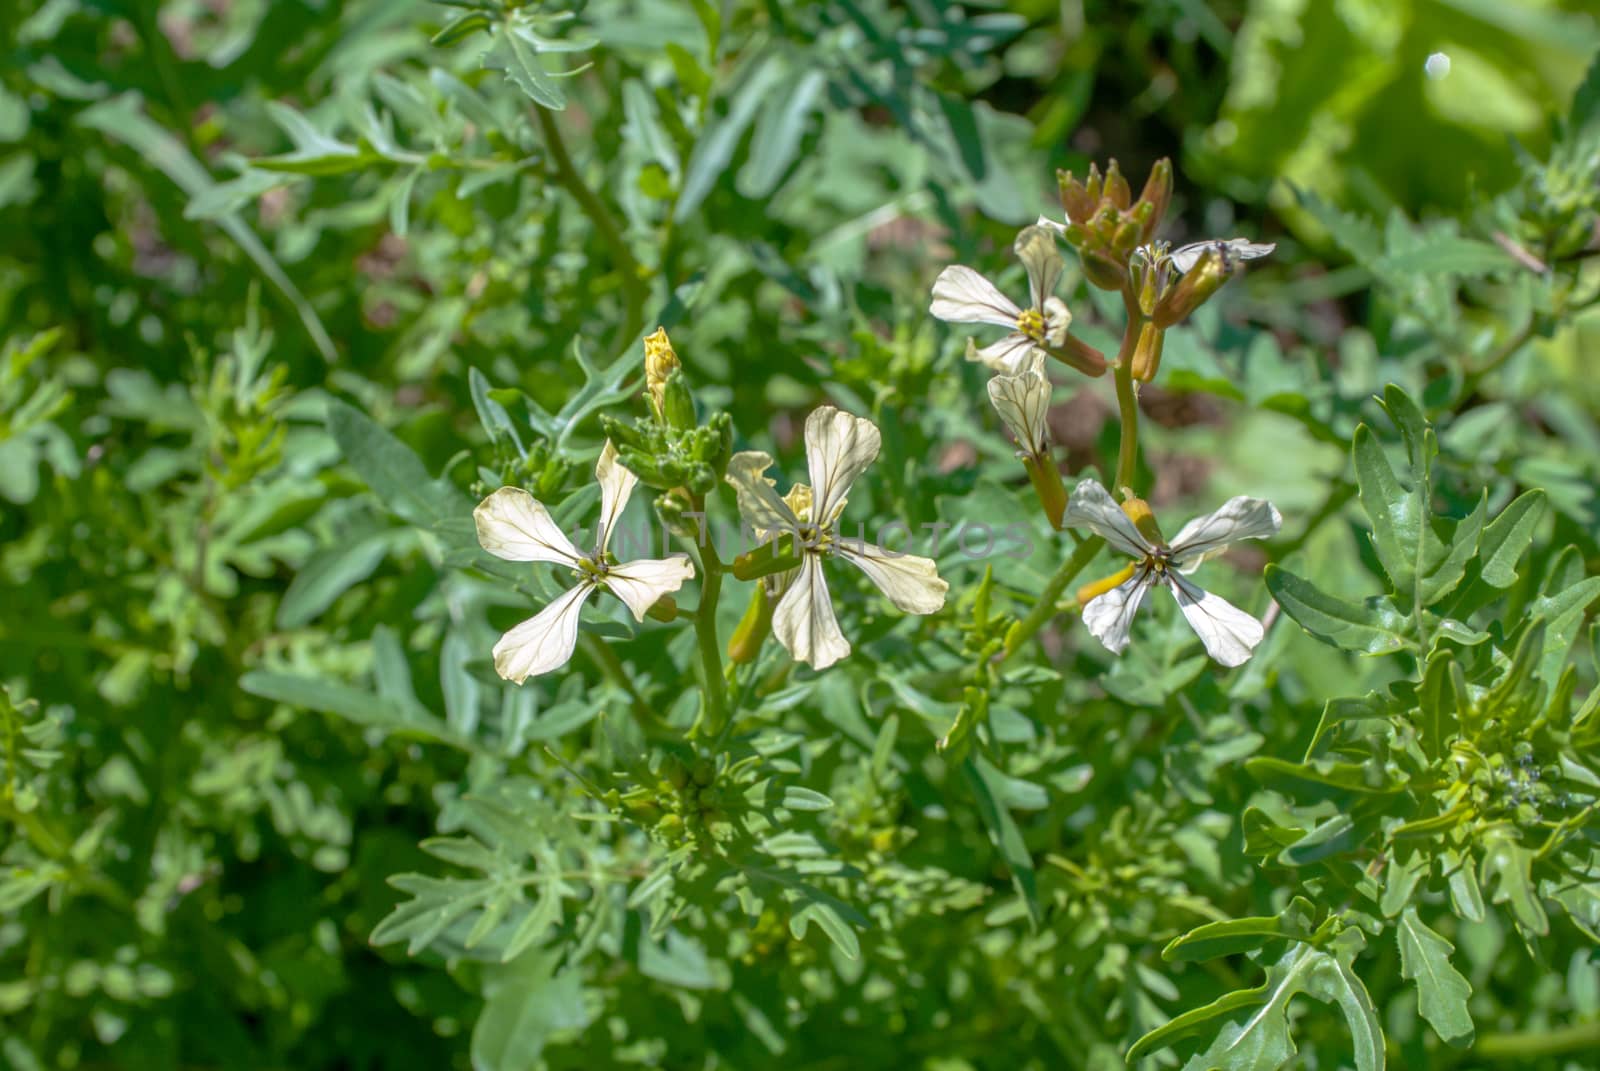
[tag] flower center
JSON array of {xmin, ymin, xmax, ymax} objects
[
  {"xmin": 1016, "ymin": 307, "xmax": 1046, "ymax": 341},
  {"xmin": 578, "ymin": 555, "xmax": 610, "ymax": 580},
  {"xmin": 796, "ymin": 523, "xmax": 831, "ymax": 554}
]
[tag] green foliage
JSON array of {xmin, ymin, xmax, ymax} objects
[{"xmin": 3, "ymin": 2, "xmax": 1600, "ymax": 1070}]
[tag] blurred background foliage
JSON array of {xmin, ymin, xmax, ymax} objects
[{"xmin": 3, "ymin": 1, "xmax": 1600, "ymax": 1069}]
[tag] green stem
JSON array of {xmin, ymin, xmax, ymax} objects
[
  {"xmin": 1000, "ymin": 536, "xmax": 1103, "ymax": 662},
  {"xmin": 581, "ymin": 634, "xmax": 659, "ymax": 734},
  {"xmin": 688, "ymin": 503, "xmax": 729, "ymax": 738},
  {"xmin": 1476, "ymin": 1020, "xmax": 1600, "ymax": 1059},
  {"xmin": 1113, "ymin": 287, "xmax": 1144, "ymax": 493},
  {"xmin": 533, "ymin": 106, "xmax": 648, "ymax": 355}
]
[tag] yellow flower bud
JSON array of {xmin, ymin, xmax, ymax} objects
[{"xmin": 644, "ymin": 327, "xmax": 680, "ymax": 422}]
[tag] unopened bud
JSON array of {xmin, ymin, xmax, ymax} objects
[
  {"xmin": 661, "ymin": 369, "xmax": 696, "ymax": 431},
  {"xmin": 1048, "ymin": 334, "xmax": 1109, "ymax": 378},
  {"xmin": 1131, "ymin": 321, "xmax": 1165, "ymax": 382},
  {"xmin": 647, "ymin": 595, "xmax": 679, "ymax": 622},
  {"xmin": 1112, "ymin": 218, "xmax": 1143, "ymax": 257},
  {"xmin": 727, "ymin": 585, "xmax": 774, "ymax": 663},
  {"xmin": 1085, "ymin": 162, "xmax": 1104, "ymax": 205},
  {"xmin": 1137, "ymin": 158, "xmax": 1172, "ymax": 241},
  {"xmin": 644, "ymin": 327, "xmax": 680, "ymax": 423},
  {"xmin": 1120, "ymin": 496, "xmax": 1164, "ymax": 544},
  {"xmin": 1153, "ymin": 248, "xmax": 1230, "ymax": 327},
  {"xmin": 1081, "ymin": 249, "xmax": 1128, "ymax": 292},
  {"xmin": 1057, "ymin": 169, "xmax": 1096, "ymax": 225},
  {"xmin": 1103, "ymin": 159, "xmax": 1131, "ymax": 209}
]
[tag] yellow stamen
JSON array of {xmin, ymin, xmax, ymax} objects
[
  {"xmin": 1076, "ymin": 563, "xmax": 1136, "ymax": 606},
  {"xmin": 1016, "ymin": 307, "xmax": 1046, "ymax": 340}
]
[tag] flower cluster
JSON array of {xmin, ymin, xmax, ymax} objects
[
  {"xmin": 473, "ymin": 156, "xmax": 1279, "ymax": 688},
  {"xmin": 931, "ymin": 156, "xmax": 1280, "ymax": 666}
]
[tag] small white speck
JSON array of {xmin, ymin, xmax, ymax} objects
[{"xmin": 1425, "ymin": 52, "xmax": 1451, "ymax": 80}]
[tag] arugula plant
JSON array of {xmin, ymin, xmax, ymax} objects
[{"xmin": 3, "ymin": 3, "xmax": 1600, "ymax": 1070}]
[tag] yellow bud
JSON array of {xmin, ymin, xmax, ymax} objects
[
  {"xmin": 1131, "ymin": 321, "xmax": 1165, "ymax": 382},
  {"xmin": 644, "ymin": 327, "xmax": 680, "ymax": 421},
  {"xmin": 1120, "ymin": 496, "xmax": 1165, "ymax": 544}
]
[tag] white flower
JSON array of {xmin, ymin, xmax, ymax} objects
[
  {"xmin": 725, "ymin": 407, "xmax": 948, "ymax": 670},
  {"xmin": 1063, "ymin": 480, "xmax": 1281, "ymax": 667},
  {"xmin": 986, "ymin": 351, "xmax": 1051, "ymax": 457},
  {"xmin": 930, "ymin": 225, "xmax": 1071, "ymax": 375},
  {"xmin": 474, "ymin": 442, "xmax": 695, "ymax": 683},
  {"xmin": 1133, "ymin": 237, "xmax": 1276, "ymax": 276}
]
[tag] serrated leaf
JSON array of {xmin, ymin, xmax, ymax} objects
[
  {"xmin": 1417, "ymin": 652, "xmax": 1461, "ymax": 761},
  {"xmin": 1264, "ymin": 566, "xmax": 1410, "ymax": 654},
  {"xmin": 1133, "ymin": 935, "xmax": 1384, "ymax": 1071},
  {"xmin": 472, "ymin": 950, "xmax": 587, "ymax": 1071},
  {"xmin": 1397, "ymin": 907, "xmax": 1474, "ymax": 1047},
  {"xmin": 1161, "ymin": 898, "xmax": 1315, "ymax": 963},
  {"xmin": 1477, "ymin": 489, "xmax": 1545, "ymax": 587},
  {"xmin": 1373, "ymin": 237, "xmax": 1517, "ymax": 277},
  {"xmin": 1353, "ymin": 423, "xmax": 1437, "ymax": 601},
  {"xmin": 487, "ymin": 24, "xmax": 566, "ymax": 110},
  {"xmin": 1481, "ymin": 830, "xmax": 1548, "ymax": 935}
]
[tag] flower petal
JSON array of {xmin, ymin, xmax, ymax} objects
[
  {"xmin": 1014, "ymin": 225, "xmax": 1064, "ymax": 312},
  {"xmin": 1062, "ymin": 479, "xmax": 1154, "ymax": 559},
  {"xmin": 595, "ymin": 440, "xmax": 637, "ymax": 555},
  {"xmin": 806, "ymin": 406, "xmax": 881, "ymax": 525},
  {"xmin": 986, "ymin": 354, "xmax": 1051, "ymax": 454},
  {"xmin": 491, "ymin": 582, "xmax": 594, "ymax": 682},
  {"xmin": 1168, "ymin": 573, "xmax": 1265, "ymax": 667},
  {"xmin": 1035, "ymin": 214, "xmax": 1068, "ymax": 238},
  {"xmin": 605, "ymin": 555, "xmax": 695, "ymax": 622},
  {"xmin": 773, "ymin": 556, "xmax": 851, "ymax": 669},
  {"xmin": 1041, "ymin": 296, "xmax": 1072, "ymax": 346},
  {"xmin": 475, "ymin": 487, "xmax": 582, "ymax": 565},
  {"xmin": 967, "ymin": 333, "xmax": 1039, "ymax": 375},
  {"xmin": 725, "ymin": 451, "xmax": 801, "ymax": 539},
  {"xmin": 835, "ymin": 541, "xmax": 948, "ymax": 614},
  {"xmin": 1082, "ymin": 570, "xmax": 1153, "ymax": 655},
  {"xmin": 1170, "ymin": 238, "xmax": 1275, "ymax": 274},
  {"xmin": 1168, "ymin": 496, "xmax": 1282, "ymax": 571},
  {"xmin": 930, "ymin": 266, "xmax": 1022, "ymax": 328}
]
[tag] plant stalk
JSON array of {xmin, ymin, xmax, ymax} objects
[{"xmin": 534, "ymin": 106, "xmax": 648, "ymax": 355}]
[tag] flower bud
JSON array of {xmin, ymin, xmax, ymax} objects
[
  {"xmin": 1152, "ymin": 248, "xmax": 1230, "ymax": 327},
  {"xmin": 655, "ymin": 486, "xmax": 692, "ymax": 533},
  {"xmin": 727, "ymin": 586, "xmax": 773, "ymax": 663},
  {"xmin": 1048, "ymin": 334, "xmax": 1109, "ymax": 378},
  {"xmin": 1103, "ymin": 159, "xmax": 1131, "ymax": 209},
  {"xmin": 1112, "ymin": 218, "xmax": 1143, "ymax": 257},
  {"xmin": 1057, "ymin": 169, "xmax": 1097, "ymax": 225},
  {"xmin": 1120, "ymin": 496, "xmax": 1165, "ymax": 544},
  {"xmin": 644, "ymin": 328, "xmax": 683, "ymax": 420},
  {"xmin": 1081, "ymin": 249, "xmax": 1128, "ymax": 292},
  {"xmin": 1130, "ymin": 321, "xmax": 1165, "ymax": 382},
  {"xmin": 646, "ymin": 595, "xmax": 679, "ymax": 622},
  {"xmin": 1136, "ymin": 158, "xmax": 1172, "ymax": 241},
  {"xmin": 660, "ymin": 370, "xmax": 696, "ymax": 431}
]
